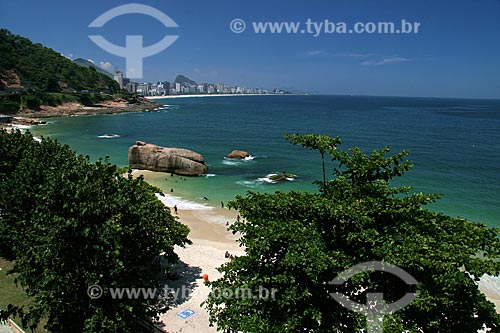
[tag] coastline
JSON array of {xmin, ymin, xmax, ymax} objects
[
  {"xmin": 16, "ymin": 97, "xmax": 160, "ymax": 118},
  {"xmin": 0, "ymin": 97, "xmax": 160, "ymax": 131},
  {"xmin": 145, "ymin": 93, "xmax": 294, "ymax": 100}
]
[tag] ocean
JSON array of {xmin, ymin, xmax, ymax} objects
[{"xmin": 30, "ymin": 95, "xmax": 500, "ymax": 228}]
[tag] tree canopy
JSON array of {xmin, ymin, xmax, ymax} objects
[
  {"xmin": 0, "ymin": 29, "xmax": 118, "ymax": 94},
  {"xmin": 0, "ymin": 29, "xmax": 123, "ymax": 113},
  {"xmin": 0, "ymin": 130, "xmax": 190, "ymax": 332},
  {"xmin": 205, "ymin": 133, "xmax": 500, "ymax": 332}
]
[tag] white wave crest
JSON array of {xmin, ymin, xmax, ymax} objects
[
  {"xmin": 97, "ymin": 134, "xmax": 120, "ymax": 139},
  {"xmin": 237, "ymin": 173, "xmax": 296, "ymax": 188},
  {"xmin": 223, "ymin": 156, "xmax": 256, "ymax": 166},
  {"xmin": 258, "ymin": 173, "xmax": 278, "ymax": 184},
  {"xmin": 236, "ymin": 180, "xmax": 260, "ymax": 189},
  {"xmin": 155, "ymin": 193, "xmax": 213, "ymax": 211}
]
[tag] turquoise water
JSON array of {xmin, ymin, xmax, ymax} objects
[{"xmin": 30, "ymin": 95, "xmax": 500, "ymax": 228}]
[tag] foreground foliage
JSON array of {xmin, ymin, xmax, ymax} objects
[
  {"xmin": 205, "ymin": 133, "xmax": 500, "ymax": 332},
  {"xmin": 0, "ymin": 130, "xmax": 190, "ymax": 332}
]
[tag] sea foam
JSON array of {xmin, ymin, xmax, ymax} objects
[
  {"xmin": 222, "ymin": 155, "xmax": 256, "ymax": 166},
  {"xmin": 155, "ymin": 193, "xmax": 213, "ymax": 211},
  {"xmin": 97, "ymin": 134, "xmax": 120, "ymax": 139}
]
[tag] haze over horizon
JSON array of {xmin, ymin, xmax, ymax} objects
[{"xmin": 1, "ymin": 0, "xmax": 499, "ymax": 99}]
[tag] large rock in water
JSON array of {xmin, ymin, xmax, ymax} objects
[
  {"xmin": 128, "ymin": 141, "xmax": 208, "ymax": 176},
  {"xmin": 226, "ymin": 150, "xmax": 250, "ymax": 159}
]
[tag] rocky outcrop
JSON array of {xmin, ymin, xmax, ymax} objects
[
  {"xmin": 269, "ymin": 173, "xmax": 296, "ymax": 182},
  {"xmin": 226, "ymin": 150, "xmax": 250, "ymax": 159},
  {"xmin": 0, "ymin": 70, "xmax": 23, "ymax": 89},
  {"xmin": 129, "ymin": 142, "xmax": 208, "ymax": 176}
]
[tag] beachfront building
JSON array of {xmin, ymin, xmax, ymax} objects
[
  {"xmin": 197, "ymin": 84, "xmax": 205, "ymax": 94},
  {"xmin": 162, "ymin": 81, "xmax": 170, "ymax": 95},
  {"xmin": 137, "ymin": 83, "xmax": 150, "ymax": 96},
  {"xmin": 174, "ymin": 82, "xmax": 181, "ymax": 94}
]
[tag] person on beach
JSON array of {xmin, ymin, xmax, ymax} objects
[
  {"xmin": 174, "ymin": 205, "xmax": 178, "ymax": 214},
  {"xmin": 221, "ymin": 201, "xmax": 224, "ymax": 209},
  {"xmin": 237, "ymin": 214, "xmax": 241, "ymax": 222}
]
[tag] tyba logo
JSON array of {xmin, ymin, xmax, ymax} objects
[
  {"xmin": 88, "ymin": 3, "xmax": 178, "ymax": 79},
  {"xmin": 329, "ymin": 261, "xmax": 418, "ymax": 333}
]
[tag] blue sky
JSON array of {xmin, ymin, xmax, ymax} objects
[{"xmin": 1, "ymin": 0, "xmax": 499, "ymax": 99}]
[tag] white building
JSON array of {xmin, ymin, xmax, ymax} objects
[
  {"xmin": 197, "ymin": 84, "xmax": 205, "ymax": 94},
  {"xmin": 113, "ymin": 71, "xmax": 123, "ymax": 89},
  {"xmin": 216, "ymin": 83, "xmax": 224, "ymax": 93},
  {"xmin": 175, "ymin": 82, "xmax": 181, "ymax": 94}
]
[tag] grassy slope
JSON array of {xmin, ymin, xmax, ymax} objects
[{"xmin": 0, "ymin": 258, "xmax": 46, "ymax": 332}]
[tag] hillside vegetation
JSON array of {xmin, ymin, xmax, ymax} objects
[{"xmin": 0, "ymin": 29, "xmax": 121, "ymax": 113}]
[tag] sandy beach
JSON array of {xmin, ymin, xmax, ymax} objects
[
  {"xmin": 130, "ymin": 170, "xmax": 244, "ymax": 332},
  {"xmin": 158, "ymin": 207, "xmax": 245, "ymax": 333}
]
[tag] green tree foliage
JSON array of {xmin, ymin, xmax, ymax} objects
[
  {"xmin": 0, "ymin": 130, "xmax": 191, "ymax": 332},
  {"xmin": 286, "ymin": 133, "xmax": 341, "ymax": 189},
  {"xmin": 205, "ymin": 133, "xmax": 500, "ymax": 332},
  {"xmin": 0, "ymin": 29, "xmax": 122, "ymax": 112},
  {"xmin": 0, "ymin": 29, "xmax": 119, "ymax": 93}
]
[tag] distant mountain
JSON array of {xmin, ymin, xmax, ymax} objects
[
  {"xmin": 73, "ymin": 58, "xmax": 113, "ymax": 79},
  {"xmin": 0, "ymin": 29, "xmax": 118, "ymax": 94},
  {"xmin": 174, "ymin": 75, "xmax": 196, "ymax": 86}
]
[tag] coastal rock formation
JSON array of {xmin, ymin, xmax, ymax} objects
[
  {"xmin": 226, "ymin": 150, "xmax": 250, "ymax": 159},
  {"xmin": 128, "ymin": 141, "xmax": 208, "ymax": 176},
  {"xmin": 269, "ymin": 173, "xmax": 296, "ymax": 182}
]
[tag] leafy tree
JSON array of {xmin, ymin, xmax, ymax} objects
[
  {"xmin": 0, "ymin": 130, "xmax": 190, "ymax": 332},
  {"xmin": 205, "ymin": 133, "xmax": 500, "ymax": 332},
  {"xmin": 286, "ymin": 133, "xmax": 341, "ymax": 188}
]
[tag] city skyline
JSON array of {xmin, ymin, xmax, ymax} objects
[
  {"xmin": 1, "ymin": 0, "xmax": 499, "ymax": 99},
  {"xmin": 110, "ymin": 69, "xmax": 289, "ymax": 96}
]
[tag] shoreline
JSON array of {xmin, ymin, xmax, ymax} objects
[
  {"xmin": 16, "ymin": 97, "xmax": 160, "ymax": 118},
  {"xmin": 130, "ymin": 170, "xmax": 243, "ymax": 332},
  {"xmin": 145, "ymin": 93, "xmax": 294, "ymax": 100},
  {"xmin": 0, "ymin": 97, "xmax": 161, "ymax": 131}
]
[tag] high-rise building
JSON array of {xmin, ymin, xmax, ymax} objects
[
  {"xmin": 125, "ymin": 82, "xmax": 137, "ymax": 93},
  {"xmin": 216, "ymin": 83, "xmax": 224, "ymax": 93},
  {"xmin": 162, "ymin": 81, "xmax": 170, "ymax": 95},
  {"xmin": 137, "ymin": 83, "xmax": 150, "ymax": 96},
  {"xmin": 175, "ymin": 82, "xmax": 181, "ymax": 94},
  {"xmin": 113, "ymin": 71, "xmax": 123, "ymax": 89}
]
